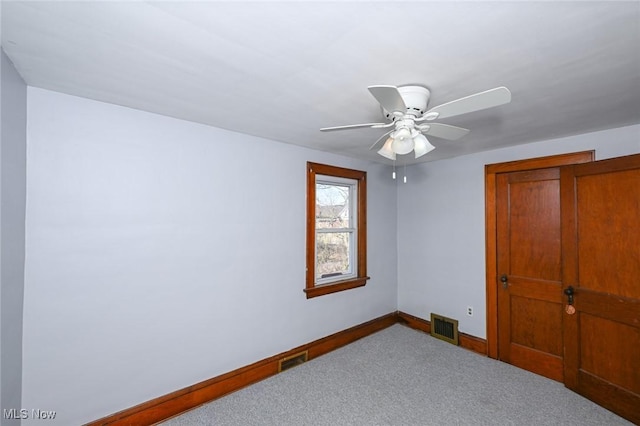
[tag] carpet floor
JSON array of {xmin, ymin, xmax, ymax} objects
[{"xmin": 159, "ymin": 324, "xmax": 632, "ymax": 425}]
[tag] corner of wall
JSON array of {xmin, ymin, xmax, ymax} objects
[{"xmin": 0, "ymin": 46, "xmax": 28, "ymax": 426}]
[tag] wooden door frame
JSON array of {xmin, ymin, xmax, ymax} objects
[{"xmin": 484, "ymin": 151, "xmax": 595, "ymax": 359}]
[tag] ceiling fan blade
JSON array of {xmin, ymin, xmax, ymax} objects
[
  {"xmin": 368, "ymin": 85, "xmax": 407, "ymax": 113},
  {"xmin": 425, "ymin": 87, "xmax": 511, "ymax": 119},
  {"xmin": 320, "ymin": 123, "xmax": 387, "ymax": 132},
  {"xmin": 369, "ymin": 129, "xmax": 394, "ymax": 150},
  {"xmin": 420, "ymin": 123, "xmax": 470, "ymax": 140}
]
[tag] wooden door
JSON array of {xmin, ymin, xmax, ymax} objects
[
  {"xmin": 561, "ymin": 154, "xmax": 640, "ymax": 424},
  {"xmin": 496, "ymin": 168, "xmax": 564, "ymax": 381},
  {"xmin": 486, "ymin": 151, "xmax": 595, "ymax": 361}
]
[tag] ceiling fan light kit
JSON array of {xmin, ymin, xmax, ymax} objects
[
  {"xmin": 320, "ymin": 84, "xmax": 512, "ymax": 165},
  {"xmin": 413, "ymin": 133, "xmax": 435, "ymax": 158},
  {"xmin": 390, "ymin": 127, "xmax": 414, "ymax": 154},
  {"xmin": 378, "ymin": 138, "xmax": 396, "ymax": 160}
]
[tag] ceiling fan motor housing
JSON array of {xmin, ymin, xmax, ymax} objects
[{"xmin": 382, "ymin": 85, "xmax": 431, "ymax": 119}]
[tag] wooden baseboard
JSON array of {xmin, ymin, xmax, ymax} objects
[
  {"xmin": 87, "ymin": 311, "xmax": 486, "ymax": 425},
  {"xmin": 397, "ymin": 311, "xmax": 487, "ymax": 356},
  {"xmin": 85, "ymin": 312, "xmax": 398, "ymax": 426}
]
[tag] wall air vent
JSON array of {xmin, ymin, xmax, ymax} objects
[
  {"xmin": 430, "ymin": 313, "xmax": 459, "ymax": 346},
  {"xmin": 278, "ymin": 350, "xmax": 308, "ymax": 372}
]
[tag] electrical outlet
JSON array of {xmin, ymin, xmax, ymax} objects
[{"xmin": 467, "ymin": 306, "xmax": 473, "ymax": 317}]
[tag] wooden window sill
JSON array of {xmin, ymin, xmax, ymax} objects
[{"xmin": 304, "ymin": 276, "xmax": 370, "ymax": 299}]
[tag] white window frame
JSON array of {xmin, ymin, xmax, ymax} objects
[{"xmin": 315, "ymin": 175, "xmax": 358, "ymax": 285}]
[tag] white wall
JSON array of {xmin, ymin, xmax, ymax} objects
[
  {"xmin": 397, "ymin": 125, "xmax": 640, "ymax": 338},
  {"xmin": 0, "ymin": 48, "xmax": 27, "ymax": 426},
  {"xmin": 21, "ymin": 88, "xmax": 398, "ymax": 425},
  {"xmin": 18, "ymin": 84, "xmax": 640, "ymax": 424}
]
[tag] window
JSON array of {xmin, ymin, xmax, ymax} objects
[{"xmin": 306, "ymin": 162, "xmax": 368, "ymax": 298}]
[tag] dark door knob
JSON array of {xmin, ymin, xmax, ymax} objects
[
  {"xmin": 564, "ymin": 286, "xmax": 575, "ymax": 305},
  {"xmin": 500, "ymin": 274, "xmax": 508, "ymax": 289}
]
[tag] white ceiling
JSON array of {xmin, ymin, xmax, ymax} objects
[{"xmin": 2, "ymin": 1, "xmax": 640, "ymax": 164}]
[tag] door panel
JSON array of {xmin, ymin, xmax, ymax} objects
[
  {"xmin": 561, "ymin": 154, "xmax": 640, "ymax": 424},
  {"xmin": 497, "ymin": 168, "xmax": 564, "ymax": 382},
  {"xmin": 510, "ymin": 295, "xmax": 562, "ymax": 356},
  {"xmin": 579, "ymin": 313, "xmax": 640, "ymax": 395},
  {"xmin": 576, "ymin": 170, "xmax": 640, "ymax": 299},
  {"xmin": 508, "ymin": 177, "xmax": 562, "ymax": 281}
]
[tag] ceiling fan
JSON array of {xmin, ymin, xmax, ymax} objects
[{"xmin": 320, "ymin": 85, "xmax": 512, "ymax": 160}]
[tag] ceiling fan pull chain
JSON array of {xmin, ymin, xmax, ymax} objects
[
  {"xmin": 392, "ymin": 161, "xmax": 396, "ymax": 180},
  {"xmin": 403, "ymin": 164, "xmax": 407, "ymax": 184}
]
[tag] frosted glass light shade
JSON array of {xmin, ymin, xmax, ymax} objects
[
  {"xmin": 391, "ymin": 127, "xmax": 413, "ymax": 155},
  {"xmin": 413, "ymin": 133, "xmax": 435, "ymax": 158},
  {"xmin": 377, "ymin": 137, "xmax": 396, "ymax": 160}
]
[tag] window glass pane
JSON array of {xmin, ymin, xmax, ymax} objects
[
  {"xmin": 316, "ymin": 232, "xmax": 352, "ymax": 279},
  {"xmin": 316, "ymin": 183, "xmax": 350, "ymax": 229}
]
